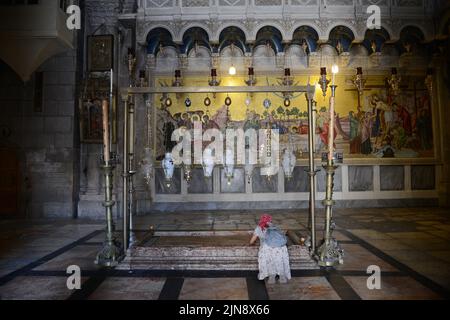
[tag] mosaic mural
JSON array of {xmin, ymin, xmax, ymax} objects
[{"xmin": 154, "ymin": 76, "xmax": 434, "ymax": 161}]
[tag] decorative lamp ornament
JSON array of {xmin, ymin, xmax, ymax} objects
[
  {"xmin": 172, "ymin": 69, "xmax": 182, "ymax": 87},
  {"xmin": 225, "ymin": 96, "xmax": 232, "ymax": 106},
  {"xmin": 202, "ymin": 148, "xmax": 215, "ymax": 178},
  {"xmin": 164, "ymin": 96, "xmax": 172, "ymax": 107},
  {"xmin": 281, "ymin": 148, "xmax": 296, "ymax": 180},
  {"xmin": 245, "ymin": 67, "xmax": 257, "ymax": 86},
  {"xmin": 162, "ymin": 152, "xmax": 174, "ymax": 187},
  {"xmin": 245, "ymin": 163, "xmax": 254, "ymax": 184},
  {"xmin": 224, "ymin": 149, "xmax": 235, "ymax": 185},
  {"xmin": 245, "ymin": 96, "xmax": 251, "ymax": 107},
  {"xmin": 139, "ymin": 147, "xmax": 154, "ymax": 186},
  {"xmin": 185, "ymin": 97, "xmax": 192, "ymax": 108},
  {"xmin": 209, "ymin": 68, "xmax": 220, "ymax": 87},
  {"xmin": 318, "ymin": 67, "xmax": 330, "ymax": 97},
  {"xmin": 263, "ymin": 98, "xmax": 271, "ymax": 109},
  {"xmin": 183, "ymin": 164, "xmax": 192, "ymax": 183},
  {"xmin": 228, "ymin": 65, "xmax": 236, "ymax": 76},
  {"xmin": 283, "ymin": 97, "xmax": 291, "ymax": 107},
  {"xmin": 204, "ymin": 96, "xmax": 211, "ymax": 107}
]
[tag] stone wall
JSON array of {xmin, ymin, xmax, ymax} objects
[{"xmin": 0, "ymin": 50, "xmax": 78, "ymax": 218}]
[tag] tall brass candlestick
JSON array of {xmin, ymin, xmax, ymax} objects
[
  {"xmin": 316, "ymin": 82, "xmax": 344, "ymax": 267},
  {"xmin": 102, "ymin": 100, "xmax": 110, "ymax": 162},
  {"xmin": 95, "ymin": 99, "xmax": 124, "ymax": 267}
]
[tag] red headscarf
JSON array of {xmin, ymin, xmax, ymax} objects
[{"xmin": 258, "ymin": 214, "xmax": 272, "ymax": 231}]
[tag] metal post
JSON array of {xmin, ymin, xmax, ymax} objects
[
  {"xmin": 316, "ymin": 85, "xmax": 344, "ymax": 267},
  {"xmin": 306, "ymin": 90, "xmax": 317, "ymax": 253},
  {"xmin": 128, "ymin": 96, "xmax": 137, "ymax": 247},
  {"xmin": 122, "ymin": 98, "xmax": 129, "ymax": 251}
]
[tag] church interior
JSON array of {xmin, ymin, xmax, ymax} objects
[{"xmin": 0, "ymin": 0, "xmax": 449, "ymax": 302}]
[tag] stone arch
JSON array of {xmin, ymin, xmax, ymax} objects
[
  {"xmin": 324, "ymin": 22, "xmax": 359, "ymax": 42},
  {"xmin": 254, "ymin": 25, "xmax": 284, "ymax": 53},
  {"xmin": 146, "ymin": 27, "xmax": 178, "ymax": 55},
  {"xmin": 214, "ymin": 22, "xmax": 251, "ymax": 43},
  {"xmin": 143, "ymin": 25, "xmax": 176, "ymax": 44},
  {"xmin": 178, "ymin": 23, "xmax": 214, "ymax": 44},
  {"xmin": 253, "ymin": 23, "xmax": 287, "ymax": 43},
  {"xmin": 288, "ymin": 23, "xmax": 321, "ymax": 43}
]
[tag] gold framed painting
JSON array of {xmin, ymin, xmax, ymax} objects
[
  {"xmin": 87, "ymin": 35, "xmax": 114, "ymax": 72},
  {"xmin": 79, "ymin": 95, "xmax": 117, "ymax": 144}
]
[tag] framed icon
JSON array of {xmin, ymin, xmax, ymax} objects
[{"xmin": 87, "ymin": 35, "xmax": 114, "ymax": 72}]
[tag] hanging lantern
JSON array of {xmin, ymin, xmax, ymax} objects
[
  {"xmin": 209, "ymin": 68, "xmax": 220, "ymax": 87},
  {"xmin": 318, "ymin": 67, "xmax": 330, "ymax": 97},
  {"xmin": 202, "ymin": 148, "xmax": 215, "ymax": 178},
  {"xmin": 283, "ymin": 97, "xmax": 291, "ymax": 107},
  {"xmin": 224, "ymin": 149, "xmax": 234, "ymax": 185},
  {"xmin": 245, "ymin": 96, "xmax": 251, "ymax": 107},
  {"xmin": 225, "ymin": 96, "xmax": 232, "ymax": 106},
  {"xmin": 245, "ymin": 67, "xmax": 257, "ymax": 86},
  {"xmin": 245, "ymin": 163, "xmax": 254, "ymax": 184},
  {"xmin": 183, "ymin": 164, "xmax": 192, "ymax": 183},
  {"xmin": 263, "ymin": 98, "xmax": 271, "ymax": 109},
  {"xmin": 162, "ymin": 152, "xmax": 174, "ymax": 187},
  {"xmin": 164, "ymin": 96, "xmax": 172, "ymax": 107},
  {"xmin": 185, "ymin": 97, "xmax": 192, "ymax": 108},
  {"xmin": 281, "ymin": 148, "xmax": 296, "ymax": 180},
  {"xmin": 172, "ymin": 69, "xmax": 182, "ymax": 87},
  {"xmin": 139, "ymin": 147, "xmax": 154, "ymax": 186},
  {"xmin": 204, "ymin": 96, "xmax": 211, "ymax": 107}
]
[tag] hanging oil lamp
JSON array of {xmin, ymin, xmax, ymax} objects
[
  {"xmin": 245, "ymin": 67, "xmax": 257, "ymax": 86},
  {"xmin": 282, "ymin": 68, "xmax": 293, "ymax": 86},
  {"xmin": 224, "ymin": 149, "xmax": 235, "ymax": 185},
  {"xmin": 225, "ymin": 95, "xmax": 232, "ymax": 106},
  {"xmin": 164, "ymin": 95, "xmax": 172, "ymax": 107},
  {"xmin": 318, "ymin": 67, "xmax": 330, "ymax": 97},
  {"xmin": 283, "ymin": 97, "xmax": 291, "ymax": 107},
  {"xmin": 202, "ymin": 148, "xmax": 215, "ymax": 178},
  {"xmin": 204, "ymin": 96, "xmax": 211, "ymax": 107},
  {"xmin": 281, "ymin": 148, "xmax": 296, "ymax": 180},
  {"xmin": 172, "ymin": 69, "xmax": 182, "ymax": 87},
  {"xmin": 162, "ymin": 152, "xmax": 174, "ymax": 188},
  {"xmin": 208, "ymin": 68, "xmax": 220, "ymax": 86}
]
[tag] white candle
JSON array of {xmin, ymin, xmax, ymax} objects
[
  {"xmin": 329, "ymin": 65, "xmax": 339, "ymax": 162},
  {"xmin": 328, "ymin": 94, "xmax": 335, "ymax": 162},
  {"xmin": 102, "ymin": 100, "xmax": 110, "ymax": 162}
]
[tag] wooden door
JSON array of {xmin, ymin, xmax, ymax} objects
[{"xmin": 0, "ymin": 148, "xmax": 19, "ymax": 216}]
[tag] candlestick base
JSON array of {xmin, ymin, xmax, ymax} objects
[
  {"xmin": 95, "ymin": 239, "xmax": 124, "ymax": 267},
  {"xmin": 95, "ymin": 163, "xmax": 124, "ymax": 267},
  {"xmin": 315, "ymin": 162, "xmax": 344, "ymax": 267}
]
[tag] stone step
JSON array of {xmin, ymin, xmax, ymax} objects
[{"xmin": 117, "ymin": 231, "xmax": 319, "ymax": 271}]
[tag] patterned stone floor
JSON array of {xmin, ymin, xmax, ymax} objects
[{"xmin": 0, "ymin": 207, "xmax": 449, "ymax": 300}]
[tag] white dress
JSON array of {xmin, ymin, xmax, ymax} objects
[{"xmin": 254, "ymin": 226, "xmax": 292, "ymax": 281}]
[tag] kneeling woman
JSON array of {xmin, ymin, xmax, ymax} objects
[{"xmin": 249, "ymin": 214, "xmax": 291, "ymax": 284}]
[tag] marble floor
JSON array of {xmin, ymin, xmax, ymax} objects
[{"xmin": 0, "ymin": 207, "xmax": 449, "ymax": 300}]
